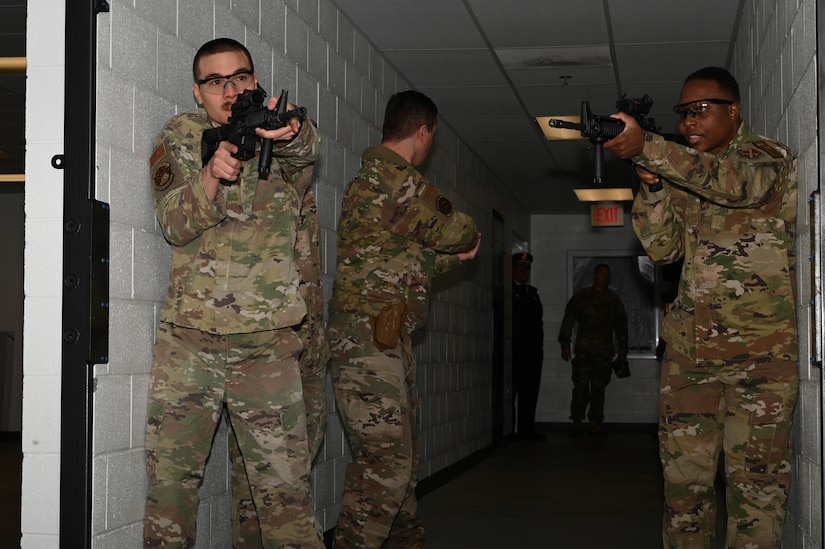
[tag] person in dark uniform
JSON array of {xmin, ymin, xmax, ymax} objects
[{"xmin": 512, "ymin": 252, "xmax": 545, "ymax": 440}]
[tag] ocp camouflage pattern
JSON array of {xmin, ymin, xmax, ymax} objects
[
  {"xmin": 292, "ymin": 179, "xmax": 330, "ymax": 460},
  {"xmin": 328, "ymin": 145, "xmax": 479, "ymax": 331},
  {"xmin": 228, "ymin": 165, "xmax": 330, "ymax": 548},
  {"xmin": 144, "ymin": 325, "xmax": 323, "ymax": 548},
  {"xmin": 658, "ymin": 346, "xmax": 797, "ymax": 548},
  {"xmin": 328, "ymin": 144, "xmax": 478, "ymax": 548},
  {"xmin": 149, "ymin": 109, "xmax": 321, "ymax": 334},
  {"xmin": 145, "ymin": 107, "xmax": 325, "ymax": 548},
  {"xmin": 631, "ymin": 119, "xmax": 799, "ymax": 548},
  {"xmin": 631, "ymin": 122, "xmax": 798, "ymax": 363}
]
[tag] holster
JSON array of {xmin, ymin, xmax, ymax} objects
[{"xmin": 373, "ymin": 302, "xmax": 407, "ymax": 350}]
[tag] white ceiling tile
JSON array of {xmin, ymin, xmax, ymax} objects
[
  {"xmin": 507, "ymin": 66, "xmax": 617, "ymax": 87},
  {"xmin": 615, "ymin": 43, "xmax": 733, "ymax": 83},
  {"xmin": 385, "ymin": 50, "xmax": 509, "ymax": 87},
  {"xmin": 418, "ymin": 86, "xmax": 525, "ymax": 116},
  {"xmin": 496, "ymin": 46, "xmax": 612, "ymax": 70},
  {"xmin": 608, "ymin": 0, "xmax": 741, "ymax": 44},
  {"xmin": 468, "ymin": 0, "xmax": 609, "ymax": 48},
  {"xmin": 519, "ymin": 83, "xmax": 622, "ymax": 116},
  {"xmin": 444, "ymin": 116, "xmax": 545, "ymax": 145},
  {"xmin": 334, "ymin": 0, "xmax": 487, "ymax": 49}
]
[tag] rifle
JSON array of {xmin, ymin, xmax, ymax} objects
[
  {"xmin": 201, "ymin": 87, "xmax": 306, "ymax": 185},
  {"xmin": 547, "ymin": 95, "xmax": 677, "ymax": 185}
]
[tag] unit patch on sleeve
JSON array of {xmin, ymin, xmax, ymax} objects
[
  {"xmin": 421, "ymin": 183, "xmax": 438, "ymax": 204},
  {"xmin": 436, "ymin": 194, "xmax": 453, "ymax": 216},
  {"xmin": 753, "ymin": 140, "xmax": 783, "ymax": 159},
  {"xmin": 150, "ymin": 141, "xmax": 168, "ymax": 170},
  {"xmin": 153, "ymin": 162, "xmax": 174, "ymax": 191},
  {"xmin": 737, "ymin": 147, "xmax": 763, "ymax": 160}
]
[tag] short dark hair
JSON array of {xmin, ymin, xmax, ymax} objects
[
  {"xmin": 192, "ymin": 38, "xmax": 254, "ymax": 82},
  {"xmin": 594, "ymin": 263, "xmax": 611, "ymax": 274},
  {"xmin": 382, "ymin": 90, "xmax": 438, "ymax": 142},
  {"xmin": 684, "ymin": 66, "xmax": 740, "ymax": 103}
]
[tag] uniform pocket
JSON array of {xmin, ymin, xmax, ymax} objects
[
  {"xmin": 334, "ymin": 354, "xmax": 406, "ymax": 443},
  {"xmin": 744, "ymin": 392, "xmax": 794, "ymax": 475}
]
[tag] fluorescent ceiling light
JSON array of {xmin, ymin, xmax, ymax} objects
[
  {"xmin": 574, "ymin": 188, "xmax": 634, "ymax": 202},
  {"xmin": 535, "ymin": 116, "xmax": 584, "ymax": 140}
]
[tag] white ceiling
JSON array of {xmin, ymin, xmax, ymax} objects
[{"xmin": 332, "ymin": 0, "xmax": 744, "ymax": 214}]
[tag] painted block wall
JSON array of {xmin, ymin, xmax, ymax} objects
[
  {"xmin": 730, "ymin": 1, "xmax": 821, "ymax": 547},
  {"xmin": 21, "ymin": 0, "xmax": 66, "ymax": 546}
]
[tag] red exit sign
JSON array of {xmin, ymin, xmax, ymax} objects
[{"xmin": 591, "ymin": 202, "xmax": 624, "ymax": 227}]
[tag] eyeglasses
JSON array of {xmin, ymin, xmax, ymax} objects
[
  {"xmin": 672, "ymin": 98, "xmax": 734, "ymax": 120},
  {"xmin": 196, "ymin": 70, "xmax": 254, "ymax": 95}
]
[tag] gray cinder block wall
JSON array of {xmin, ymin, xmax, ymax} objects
[
  {"xmin": 21, "ymin": 1, "xmax": 528, "ymax": 547},
  {"xmin": 730, "ymin": 1, "xmax": 820, "ymax": 547}
]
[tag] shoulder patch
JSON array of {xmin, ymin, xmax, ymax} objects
[
  {"xmin": 436, "ymin": 194, "xmax": 453, "ymax": 216},
  {"xmin": 421, "ymin": 183, "xmax": 438, "ymax": 204},
  {"xmin": 153, "ymin": 162, "xmax": 174, "ymax": 191},
  {"xmin": 752, "ymin": 140, "xmax": 783, "ymax": 159},
  {"xmin": 737, "ymin": 147, "xmax": 763, "ymax": 159},
  {"xmin": 150, "ymin": 141, "xmax": 168, "ymax": 170}
]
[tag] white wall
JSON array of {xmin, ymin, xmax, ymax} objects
[
  {"xmin": 21, "ymin": 0, "xmax": 66, "ymax": 546},
  {"xmin": 23, "ymin": 0, "xmax": 528, "ymax": 547},
  {"xmin": 530, "ymin": 212, "xmax": 660, "ymax": 426}
]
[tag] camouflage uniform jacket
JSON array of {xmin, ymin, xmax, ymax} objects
[
  {"xmin": 558, "ymin": 286, "xmax": 628, "ymax": 360},
  {"xmin": 329, "ymin": 145, "xmax": 479, "ymax": 332},
  {"xmin": 631, "ymin": 121, "xmax": 798, "ymax": 362},
  {"xmin": 149, "ymin": 108, "xmax": 320, "ymax": 335}
]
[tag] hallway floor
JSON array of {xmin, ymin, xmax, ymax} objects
[
  {"xmin": 417, "ymin": 428, "xmax": 664, "ymax": 549},
  {"xmin": 3, "ymin": 428, "xmax": 726, "ymax": 548}
]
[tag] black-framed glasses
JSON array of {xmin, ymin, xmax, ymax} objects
[
  {"xmin": 197, "ymin": 70, "xmax": 254, "ymax": 95},
  {"xmin": 672, "ymin": 98, "xmax": 734, "ymax": 120}
]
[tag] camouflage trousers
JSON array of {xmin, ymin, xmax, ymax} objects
[
  {"xmin": 229, "ymin": 339, "xmax": 329, "ymax": 547},
  {"xmin": 569, "ymin": 354, "xmax": 613, "ymax": 424},
  {"xmin": 328, "ymin": 312, "xmax": 424, "ymax": 549},
  {"xmin": 659, "ymin": 346, "xmax": 798, "ymax": 549},
  {"xmin": 143, "ymin": 323, "xmax": 324, "ymax": 548}
]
